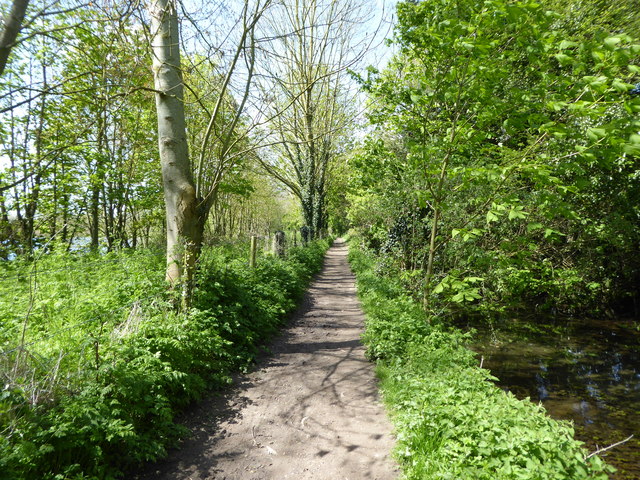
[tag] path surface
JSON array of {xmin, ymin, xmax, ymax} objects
[{"xmin": 135, "ymin": 239, "xmax": 398, "ymax": 480}]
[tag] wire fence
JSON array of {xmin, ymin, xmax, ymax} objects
[
  {"xmin": 0, "ymin": 290, "xmax": 168, "ymax": 359},
  {"xmin": 0, "ymin": 249, "xmax": 167, "ymax": 347},
  {"xmin": 0, "ymin": 231, "xmax": 306, "ymax": 284},
  {"xmin": 0, "ymin": 289, "xmax": 171, "ymax": 422}
]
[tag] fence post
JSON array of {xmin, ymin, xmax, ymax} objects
[
  {"xmin": 273, "ymin": 230, "xmax": 286, "ymax": 258},
  {"xmin": 249, "ymin": 236, "xmax": 257, "ymax": 268},
  {"xmin": 264, "ymin": 232, "xmax": 271, "ymax": 254}
]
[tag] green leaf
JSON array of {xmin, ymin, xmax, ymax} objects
[
  {"xmin": 508, "ymin": 208, "xmax": 528, "ymax": 220},
  {"xmin": 464, "ymin": 276, "xmax": 484, "ymax": 283},
  {"xmin": 558, "ymin": 40, "xmax": 578, "ymax": 50},
  {"xmin": 604, "ymin": 36, "xmax": 622, "ymax": 50},
  {"xmin": 611, "ymin": 80, "xmax": 628, "ymax": 92},
  {"xmin": 465, "ymin": 291, "xmax": 481, "ymax": 301},
  {"xmin": 567, "ymin": 101, "xmax": 591, "ymax": 113},
  {"xmin": 622, "ymin": 144, "xmax": 640, "ymax": 156},
  {"xmin": 587, "ymin": 127, "xmax": 606, "ymax": 141},
  {"xmin": 546, "ymin": 100, "xmax": 567, "ymax": 111},
  {"xmin": 544, "ymin": 228, "xmax": 565, "ymax": 238},
  {"xmin": 527, "ymin": 222, "xmax": 543, "ymax": 232},
  {"xmin": 625, "ymin": 102, "xmax": 640, "ymax": 113},
  {"xmin": 486, "ymin": 210, "xmax": 499, "ymax": 223},
  {"xmin": 452, "ymin": 292, "xmax": 465, "ymax": 303},
  {"xmin": 583, "ymin": 75, "xmax": 608, "ymax": 88},
  {"xmin": 554, "ymin": 53, "xmax": 572, "ymax": 66},
  {"xmin": 540, "ymin": 121, "xmax": 568, "ymax": 138}
]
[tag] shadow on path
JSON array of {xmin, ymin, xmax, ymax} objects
[{"xmin": 134, "ymin": 239, "xmax": 397, "ymax": 480}]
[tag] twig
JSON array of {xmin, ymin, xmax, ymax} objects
[
  {"xmin": 252, "ymin": 425, "xmax": 259, "ymax": 446},
  {"xmin": 585, "ymin": 435, "xmax": 634, "ymax": 459}
]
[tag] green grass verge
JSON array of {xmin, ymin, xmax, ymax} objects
[
  {"xmin": 348, "ymin": 243, "xmax": 614, "ymax": 480},
  {"xmin": 0, "ymin": 238, "xmax": 331, "ymax": 479}
]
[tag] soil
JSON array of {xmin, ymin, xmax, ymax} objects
[{"xmin": 134, "ymin": 239, "xmax": 398, "ymax": 480}]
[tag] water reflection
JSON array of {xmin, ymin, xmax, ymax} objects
[{"xmin": 456, "ymin": 316, "xmax": 640, "ymax": 479}]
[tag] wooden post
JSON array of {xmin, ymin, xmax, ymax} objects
[
  {"xmin": 273, "ymin": 230, "xmax": 286, "ymax": 257},
  {"xmin": 249, "ymin": 235, "xmax": 257, "ymax": 268}
]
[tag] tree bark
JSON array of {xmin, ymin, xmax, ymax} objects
[
  {"xmin": 149, "ymin": 0, "xmax": 200, "ymax": 305},
  {"xmin": 89, "ymin": 182, "xmax": 100, "ymax": 249},
  {"xmin": 0, "ymin": 0, "xmax": 29, "ymax": 77}
]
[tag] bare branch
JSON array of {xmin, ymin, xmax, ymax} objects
[{"xmin": 586, "ymin": 435, "xmax": 634, "ymax": 460}]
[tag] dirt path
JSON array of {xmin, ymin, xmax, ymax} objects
[{"xmin": 135, "ymin": 239, "xmax": 398, "ymax": 480}]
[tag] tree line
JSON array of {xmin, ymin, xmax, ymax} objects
[{"xmin": 0, "ymin": 0, "xmax": 379, "ymax": 306}]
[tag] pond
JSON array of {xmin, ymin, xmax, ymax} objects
[{"xmin": 455, "ymin": 316, "xmax": 640, "ymax": 479}]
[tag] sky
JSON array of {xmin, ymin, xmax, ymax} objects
[{"xmin": 0, "ymin": 0, "xmax": 401, "ymax": 174}]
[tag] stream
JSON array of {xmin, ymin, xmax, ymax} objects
[{"xmin": 455, "ymin": 316, "xmax": 640, "ymax": 479}]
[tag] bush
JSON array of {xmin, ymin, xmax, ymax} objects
[
  {"xmin": 0, "ymin": 238, "xmax": 331, "ymax": 479},
  {"xmin": 348, "ymin": 243, "xmax": 614, "ymax": 480}
]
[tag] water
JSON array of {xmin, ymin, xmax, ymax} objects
[{"xmin": 455, "ymin": 316, "xmax": 640, "ymax": 479}]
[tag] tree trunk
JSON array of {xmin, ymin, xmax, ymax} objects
[
  {"xmin": 0, "ymin": 195, "xmax": 13, "ymax": 258},
  {"xmin": 89, "ymin": 183, "xmax": 100, "ymax": 249},
  {"xmin": 61, "ymin": 162, "xmax": 69, "ymax": 245},
  {"xmin": 422, "ymin": 207, "xmax": 440, "ymax": 310},
  {"xmin": 149, "ymin": 0, "xmax": 201, "ymax": 306},
  {"xmin": 21, "ymin": 56, "xmax": 48, "ymax": 253},
  {"xmin": 0, "ymin": 0, "xmax": 29, "ymax": 77}
]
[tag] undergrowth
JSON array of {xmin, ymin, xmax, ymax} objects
[
  {"xmin": 0, "ymin": 238, "xmax": 330, "ymax": 479},
  {"xmin": 348, "ymin": 242, "xmax": 614, "ymax": 480}
]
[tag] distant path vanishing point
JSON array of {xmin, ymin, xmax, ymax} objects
[{"xmin": 135, "ymin": 238, "xmax": 398, "ymax": 480}]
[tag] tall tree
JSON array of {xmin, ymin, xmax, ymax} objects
[
  {"xmin": 0, "ymin": 1, "xmax": 153, "ymax": 253},
  {"xmin": 256, "ymin": 0, "xmax": 375, "ymax": 239},
  {"xmin": 147, "ymin": 0, "xmax": 273, "ymax": 305},
  {"xmin": 148, "ymin": 0, "xmax": 197, "ymax": 290}
]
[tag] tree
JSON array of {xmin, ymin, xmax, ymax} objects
[
  {"xmin": 147, "ymin": 0, "xmax": 273, "ymax": 306},
  {"xmin": 255, "ymin": 0, "xmax": 376, "ymax": 239},
  {"xmin": 357, "ymin": 0, "xmax": 639, "ymax": 312},
  {"xmin": 0, "ymin": 1, "xmax": 156, "ymax": 254},
  {"xmin": 148, "ymin": 0, "xmax": 198, "ymax": 294}
]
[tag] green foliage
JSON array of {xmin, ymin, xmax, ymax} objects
[
  {"xmin": 349, "ymin": 0, "xmax": 640, "ymax": 316},
  {"xmin": 349, "ymin": 242, "xmax": 614, "ymax": 480},
  {"xmin": 0, "ymin": 239, "xmax": 330, "ymax": 479}
]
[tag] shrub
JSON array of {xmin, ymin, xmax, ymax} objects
[
  {"xmin": 348, "ymin": 243, "xmax": 613, "ymax": 480},
  {"xmin": 0, "ymin": 238, "xmax": 331, "ymax": 479}
]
